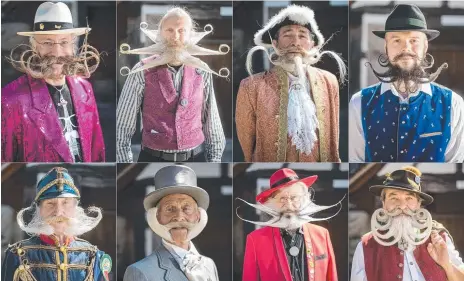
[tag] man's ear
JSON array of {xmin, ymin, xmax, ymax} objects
[{"xmin": 272, "ymin": 39, "xmax": 278, "ymax": 49}]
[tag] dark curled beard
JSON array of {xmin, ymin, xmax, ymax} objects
[{"xmin": 365, "ymin": 52, "xmax": 448, "ymax": 94}]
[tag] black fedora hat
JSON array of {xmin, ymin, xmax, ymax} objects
[
  {"xmin": 369, "ymin": 168, "xmax": 434, "ymax": 205},
  {"xmin": 372, "ymin": 4, "xmax": 439, "ymax": 41}
]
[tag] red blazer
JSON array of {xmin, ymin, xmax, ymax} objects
[
  {"xmin": 1, "ymin": 75, "xmax": 105, "ymax": 162},
  {"xmin": 242, "ymin": 223, "xmax": 337, "ymax": 281}
]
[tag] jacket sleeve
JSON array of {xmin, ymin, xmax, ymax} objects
[
  {"xmin": 326, "ymin": 71, "xmax": 341, "ymax": 162},
  {"xmin": 87, "ymin": 83, "xmax": 106, "ymax": 162},
  {"xmin": 123, "ymin": 265, "xmax": 148, "ymax": 281},
  {"xmin": 93, "ymin": 250, "xmax": 112, "ymax": 281},
  {"xmin": 242, "ymin": 234, "xmax": 259, "ymax": 281},
  {"xmin": 2, "ymin": 248, "xmax": 20, "ymax": 281},
  {"xmin": 325, "ymin": 229, "xmax": 338, "ymax": 281},
  {"xmin": 235, "ymin": 79, "xmax": 256, "ymax": 162},
  {"xmin": 1, "ymin": 97, "xmax": 19, "ymax": 162}
]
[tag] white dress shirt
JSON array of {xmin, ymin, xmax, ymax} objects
[
  {"xmin": 350, "ymin": 233, "xmax": 464, "ymax": 281},
  {"xmin": 349, "ymin": 82, "xmax": 464, "ymax": 162}
]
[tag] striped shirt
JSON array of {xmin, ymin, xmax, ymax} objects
[{"xmin": 116, "ymin": 63, "xmax": 225, "ymax": 162}]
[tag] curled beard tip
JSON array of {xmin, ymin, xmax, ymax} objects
[
  {"xmin": 219, "ymin": 44, "xmax": 230, "ymax": 54},
  {"xmin": 204, "ymin": 24, "xmax": 213, "ymax": 33},
  {"xmin": 140, "ymin": 22, "xmax": 149, "ymax": 30},
  {"xmin": 120, "ymin": 66, "xmax": 131, "ymax": 76},
  {"xmin": 120, "ymin": 43, "xmax": 131, "ymax": 54}
]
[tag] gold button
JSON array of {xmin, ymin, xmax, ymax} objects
[{"xmin": 60, "ymin": 264, "xmax": 66, "ymax": 270}]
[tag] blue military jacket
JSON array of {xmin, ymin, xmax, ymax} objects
[
  {"xmin": 361, "ymin": 82, "xmax": 452, "ymax": 162},
  {"xmin": 2, "ymin": 236, "xmax": 107, "ymax": 281}
]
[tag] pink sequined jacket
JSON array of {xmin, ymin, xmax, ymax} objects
[{"xmin": 1, "ymin": 75, "xmax": 105, "ymax": 162}]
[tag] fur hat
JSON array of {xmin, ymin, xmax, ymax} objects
[{"xmin": 253, "ymin": 5, "xmax": 324, "ymax": 49}]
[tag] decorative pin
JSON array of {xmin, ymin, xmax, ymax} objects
[
  {"xmin": 100, "ymin": 254, "xmax": 112, "ymax": 281},
  {"xmin": 289, "ymin": 246, "xmax": 299, "ymax": 256},
  {"xmin": 415, "ymin": 176, "xmax": 421, "ymax": 184},
  {"xmin": 40, "ymin": 23, "xmax": 44, "ymax": 30},
  {"xmin": 55, "ymin": 25, "xmax": 62, "ymax": 29}
]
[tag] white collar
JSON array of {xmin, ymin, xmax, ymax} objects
[
  {"xmin": 167, "ymin": 64, "xmax": 185, "ymax": 72},
  {"xmin": 162, "ymin": 239, "xmax": 198, "ymax": 260},
  {"xmin": 380, "ymin": 82, "xmax": 432, "ymax": 96}
]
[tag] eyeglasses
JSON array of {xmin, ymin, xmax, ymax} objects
[
  {"xmin": 33, "ymin": 37, "xmax": 76, "ymax": 49},
  {"xmin": 274, "ymin": 194, "xmax": 305, "ymax": 204}
]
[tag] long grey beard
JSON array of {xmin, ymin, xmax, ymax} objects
[
  {"xmin": 371, "ymin": 207, "xmax": 433, "ymax": 251},
  {"xmin": 17, "ymin": 205, "xmax": 102, "ymax": 237},
  {"xmin": 236, "ymin": 196, "xmax": 343, "ymax": 230}
]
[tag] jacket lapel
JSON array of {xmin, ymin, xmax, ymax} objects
[
  {"xmin": 272, "ymin": 227, "xmax": 292, "ymax": 281},
  {"xmin": 26, "ymin": 75, "xmax": 72, "ymax": 161},
  {"xmin": 155, "ymin": 66, "xmax": 178, "ymax": 104},
  {"xmin": 157, "ymin": 245, "xmax": 189, "ymax": 281},
  {"xmin": 270, "ymin": 67, "xmax": 289, "ymax": 162},
  {"xmin": 179, "ymin": 66, "xmax": 201, "ymax": 103},
  {"xmin": 307, "ymin": 67, "xmax": 328, "ymax": 161},
  {"xmin": 66, "ymin": 76, "xmax": 93, "ymax": 162}
]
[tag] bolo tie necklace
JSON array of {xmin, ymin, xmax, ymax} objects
[{"xmin": 286, "ymin": 230, "xmax": 305, "ymax": 281}]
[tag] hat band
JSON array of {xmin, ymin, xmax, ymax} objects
[
  {"xmin": 34, "ymin": 22, "xmax": 74, "ymax": 32},
  {"xmin": 271, "ymin": 176, "xmax": 299, "ymax": 189},
  {"xmin": 387, "ymin": 18, "xmax": 426, "ymax": 30}
]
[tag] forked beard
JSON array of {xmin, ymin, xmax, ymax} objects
[
  {"xmin": 8, "ymin": 34, "xmax": 100, "ymax": 80},
  {"xmin": 371, "ymin": 207, "xmax": 433, "ymax": 251},
  {"xmin": 145, "ymin": 207, "xmax": 208, "ymax": 244},
  {"xmin": 236, "ymin": 194, "xmax": 343, "ymax": 230},
  {"xmin": 16, "ymin": 205, "xmax": 102, "ymax": 237},
  {"xmin": 366, "ymin": 52, "xmax": 448, "ymax": 94}
]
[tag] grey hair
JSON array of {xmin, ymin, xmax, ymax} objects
[{"xmin": 158, "ymin": 7, "xmax": 197, "ymax": 33}]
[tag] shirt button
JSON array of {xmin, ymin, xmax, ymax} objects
[
  {"xmin": 401, "ymin": 136, "xmax": 404, "ymax": 139},
  {"xmin": 403, "ymin": 107, "xmax": 407, "ymax": 110},
  {"xmin": 398, "ymin": 263, "xmax": 403, "ymax": 268},
  {"xmin": 410, "ymin": 262, "xmax": 414, "ymax": 265},
  {"xmin": 400, "ymin": 150, "xmax": 404, "ymax": 154}
]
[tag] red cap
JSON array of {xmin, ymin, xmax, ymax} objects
[{"xmin": 256, "ymin": 168, "xmax": 318, "ymax": 203}]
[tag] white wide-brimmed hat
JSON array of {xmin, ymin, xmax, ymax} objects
[
  {"xmin": 17, "ymin": 2, "xmax": 90, "ymax": 36},
  {"xmin": 143, "ymin": 165, "xmax": 210, "ymax": 211}
]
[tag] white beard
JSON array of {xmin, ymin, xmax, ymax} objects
[
  {"xmin": 17, "ymin": 205, "xmax": 102, "ymax": 237},
  {"xmin": 371, "ymin": 208, "xmax": 433, "ymax": 251},
  {"xmin": 146, "ymin": 207, "xmax": 208, "ymax": 244}
]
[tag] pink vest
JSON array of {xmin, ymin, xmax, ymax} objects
[
  {"xmin": 141, "ymin": 59, "xmax": 205, "ymax": 150},
  {"xmin": 361, "ymin": 232, "xmax": 447, "ymax": 281}
]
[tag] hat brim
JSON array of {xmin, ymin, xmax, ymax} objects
[
  {"xmin": 17, "ymin": 27, "xmax": 91, "ymax": 37},
  {"xmin": 369, "ymin": 185, "xmax": 434, "ymax": 205},
  {"xmin": 372, "ymin": 29, "xmax": 440, "ymax": 41},
  {"xmin": 143, "ymin": 185, "xmax": 210, "ymax": 211},
  {"xmin": 256, "ymin": 175, "xmax": 318, "ymax": 203}
]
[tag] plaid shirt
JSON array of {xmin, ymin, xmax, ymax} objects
[{"xmin": 116, "ymin": 64, "xmax": 225, "ymax": 162}]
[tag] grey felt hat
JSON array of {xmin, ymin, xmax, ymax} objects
[{"xmin": 143, "ymin": 165, "xmax": 210, "ymax": 211}]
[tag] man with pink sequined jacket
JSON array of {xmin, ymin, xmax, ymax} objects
[
  {"xmin": 1, "ymin": 2, "xmax": 105, "ymax": 163},
  {"xmin": 116, "ymin": 7, "xmax": 229, "ymax": 163}
]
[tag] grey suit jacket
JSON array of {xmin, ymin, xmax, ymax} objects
[{"xmin": 123, "ymin": 245, "xmax": 189, "ymax": 281}]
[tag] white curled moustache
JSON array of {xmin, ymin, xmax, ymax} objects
[
  {"xmin": 146, "ymin": 207, "xmax": 208, "ymax": 244},
  {"xmin": 120, "ymin": 22, "xmax": 230, "ymax": 78},
  {"xmin": 17, "ymin": 204, "xmax": 102, "ymax": 237},
  {"xmin": 236, "ymin": 195, "xmax": 344, "ymax": 230},
  {"xmin": 371, "ymin": 207, "xmax": 433, "ymax": 250},
  {"xmin": 245, "ymin": 33, "xmax": 347, "ymax": 83}
]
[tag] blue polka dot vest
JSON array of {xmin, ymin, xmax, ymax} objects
[{"xmin": 361, "ymin": 83, "xmax": 452, "ymax": 162}]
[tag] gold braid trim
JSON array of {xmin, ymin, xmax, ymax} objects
[
  {"xmin": 21, "ymin": 245, "xmax": 96, "ymax": 252},
  {"xmin": 275, "ymin": 66, "xmax": 289, "ymax": 162},
  {"xmin": 35, "ymin": 179, "xmax": 80, "ymax": 202}
]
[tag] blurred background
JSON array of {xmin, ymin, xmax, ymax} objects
[
  {"xmin": 233, "ymin": 1, "xmax": 349, "ymax": 162},
  {"xmin": 349, "ymin": 163, "xmax": 464, "ymax": 275},
  {"xmin": 1, "ymin": 1, "xmax": 117, "ymax": 161},
  {"xmin": 1, "ymin": 163, "xmax": 117, "ymax": 279},
  {"xmin": 117, "ymin": 1, "xmax": 233, "ymax": 162},
  {"xmin": 117, "ymin": 163, "xmax": 232, "ymax": 281},
  {"xmin": 233, "ymin": 163, "xmax": 349, "ymax": 281},
  {"xmin": 349, "ymin": 1, "xmax": 464, "ymax": 96}
]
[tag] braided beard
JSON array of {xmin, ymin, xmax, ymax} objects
[
  {"xmin": 371, "ymin": 207, "xmax": 433, "ymax": 251},
  {"xmin": 366, "ymin": 51, "xmax": 448, "ymax": 94}
]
